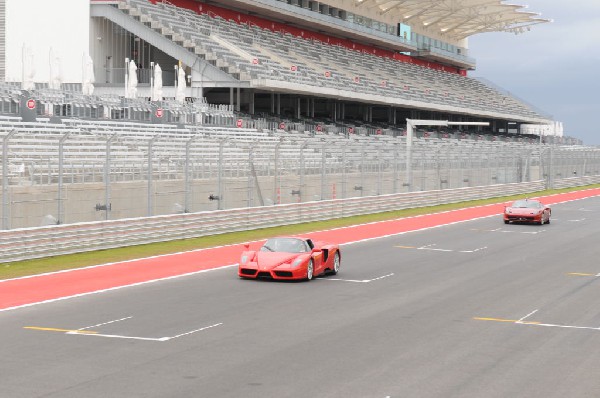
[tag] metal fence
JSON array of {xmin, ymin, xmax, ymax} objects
[{"xmin": 3, "ymin": 127, "xmax": 600, "ymax": 231}]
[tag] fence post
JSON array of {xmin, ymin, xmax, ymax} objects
[
  {"xmin": 57, "ymin": 131, "xmax": 72, "ymax": 224},
  {"xmin": 2, "ymin": 130, "xmax": 17, "ymax": 230},
  {"xmin": 147, "ymin": 135, "xmax": 159, "ymax": 216},
  {"xmin": 184, "ymin": 135, "xmax": 198, "ymax": 213},
  {"xmin": 393, "ymin": 142, "xmax": 399, "ymax": 193},
  {"xmin": 218, "ymin": 138, "xmax": 225, "ymax": 210},
  {"xmin": 104, "ymin": 134, "xmax": 117, "ymax": 220},
  {"xmin": 320, "ymin": 141, "xmax": 326, "ymax": 200},
  {"xmin": 273, "ymin": 137, "xmax": 282, "ymax": 205},
  {"xmin": 299, "ymin": 141, "xmax": 308, "ymax": 203}
]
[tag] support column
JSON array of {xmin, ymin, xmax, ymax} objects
[
  {"xmin": 249, "ymin": 89, "xmax": 255, "ymax": 115},
  {"xmin": 276, "ymin": 93, "xmax": 281, "ymax": 115},
  {"xmin": 296, "ymin": 97, "xmax": 301, "ymax": 119},
  {"xmin": 236, "ymin": 87, "xmax": 241, "ymax": 112},
  {"xmin": 271, "ymin": 92, "xmax": 275, "ymax": 114}
]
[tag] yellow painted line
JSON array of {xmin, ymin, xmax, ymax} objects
[
  {"xmin": 394, "ymin": 245, "xmax": 416, "ymax": 249},
  {"xmin": 567, "ymin": 273, "xmax": 596, "ymax": 277},
  {"xmin": 24, "ymin": 326, "xmax": 98, "ymax": 334},
  {"xmin": 473, "ymin": 317, "xmax": 518, "ymax": 323},
  {"xmin": 520, "ymin": 321, "xmax": 542, "ymax": 325}
]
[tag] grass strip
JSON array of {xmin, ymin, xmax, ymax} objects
[{"xmin": 2, "ymin": 184, "xmax": 599, "ymax": 280}]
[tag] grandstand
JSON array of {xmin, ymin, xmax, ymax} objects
[{"xmin": 0, "ymin": 0, "xmax": 597, "ymax": 230}]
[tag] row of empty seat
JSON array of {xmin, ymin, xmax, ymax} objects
[{"xmin": 121, "ymin": 0, "xmax": 546, "ymax": 120}]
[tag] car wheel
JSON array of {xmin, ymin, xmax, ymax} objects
[
  {"xmin": 539, "ymin": 216, "xmax": 545, "ymax": 225},
  {"xmin": 306, "ymin": 259, "xmax": 314, "ymax": 281},
  {"xmin": 504, "ymin": 220, "xmax": 509, "ymax": 224},
  {"xmin": 331, "ymin": 252, "xmax": 340, "ymax": 275}
]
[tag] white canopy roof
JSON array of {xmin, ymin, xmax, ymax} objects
[{"xmin": 354, "ymin": 0, "xmax": 551, "ymax": 40}]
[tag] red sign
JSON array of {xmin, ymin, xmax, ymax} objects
[
  {"xmin": 155, "ymin": 108, "xmax": 163, "ymax": 118},
  {"xmin": 348, "ymin": 127, "xmax": 354, "ymax": 134},
  {"xmin": 290, "ymin": 65, "xmax": 297, "ymax": 72},
  {"xmin": 236, "ymin": 119, "xmax": 243, "ymax": 128},
  {"xmin": 26, "ymin": 99, "xmax": 36, "ymax": 110},
  {"xmin": 316, "ymin": 124, "xmax": 322, "ymax": 132},
  {"xmin": 252, "ymin": 58, "xmax": 259, "ymax": 65},
  {"xmin": 376, "ymin": 129, "xmax": 382, "ymax": 135},
  {"xmin": 279, "ymin": 122, "xmax": 285, "ymax": 129}
]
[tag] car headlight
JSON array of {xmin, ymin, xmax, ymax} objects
[
  {"xmin": 241, "ymin": 255, "xmax": 248, "ymax": 265},
  {"xmin": 292, "ymin": 258, "xmax": 303, "ymax": 267}
]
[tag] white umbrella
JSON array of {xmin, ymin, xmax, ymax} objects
[
  {"xmin": 21, "ymin": 44, "xmax": 35, "ymax": 91},
  {"xmin": 152, "ymin": 63, "xmax": 163, "ymax": 101},
  {"xmin": 127, "ymin": 60, "xmax": 138, "ymax": 98},
  {"xmin": 82, "ymin": 53, "xmax": 95, "ymax": 96},
  {"xmin": 175, "ymin": 65, "xmax": 186, "ymax": 103},
  {"xmin": 48, "ymin": 48, "xmax": 63, "ymax": 90}
]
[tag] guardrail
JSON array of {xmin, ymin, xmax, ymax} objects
[{"xmin": 0, "ymin": 177, "xmax": 597, "ymax": 264}]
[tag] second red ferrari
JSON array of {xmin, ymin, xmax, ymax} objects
[{"xmin": 504, "ymin": 199, "xmax": 551, "ymax": 225}]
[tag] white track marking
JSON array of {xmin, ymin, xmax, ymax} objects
[
  {"xmin": 77, "ymin": 316, "xmax": 132, "ymax": 331},
  {"xmin": 161, "ymin": 323, "xmax": 223, "ymax": 341},
  {"xmin": 322, "ymin": 273, "xmax": 394, "ymax": 283},
  {"xmin": 459, "ymin": 247, "xmax": 487, "ymax": 253},
  {"xmin": 0, "ymin": 265, "xmax": 238, "ymax": 313},
  {"xmin": 471, "ymin": 228, "xmax": 545, "ymax": 234},
  {"xmin": 66, "ymin": 322, "xmax": 223, "ymax": 342},
  {"xmin": 567, "ymin": 218, "xmax": 586, "ymax": 222},
  {"xmin": 397, "ymin": 244, "xmax": 487, "ymax": 253},
  {"xmin": 516, "ymin": 309, "xmax": 538, "ymax": 324}
]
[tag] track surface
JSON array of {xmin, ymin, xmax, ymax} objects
[{"xmin": 2, "ymin": 189, "xmax": 600, "ymax": 397}]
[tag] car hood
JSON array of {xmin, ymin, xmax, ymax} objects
[
  {"xmin": 506, "ymin": 207, "xmax": 542, "ymax": 215},
  {"xmin": 256, "ymin": 252, "xmax": 300, "ymax": 269}
]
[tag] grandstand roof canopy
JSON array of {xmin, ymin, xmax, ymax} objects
[{"xmin": 356, "ymin": 0, "xmax": 551, "ymax": 40}]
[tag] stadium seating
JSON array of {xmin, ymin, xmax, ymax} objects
[{"xmin": 120, "ymin": 0, "xmax": 543, "ymax": 119}]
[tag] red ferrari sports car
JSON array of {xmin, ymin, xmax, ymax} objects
[
  {"xmin": 238, "ymin": 237, "xmax": 341, "ymax": 281},
  {"xmin": 503, "ymin": 199, "xmax": 551, "ymax": 225}
]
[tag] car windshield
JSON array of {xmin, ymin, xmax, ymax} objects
[
  {"xmin": 261, "ymin": 238, "xmax": 307, "ymax": 253},
  {"xmin": 511, "ymin": 200, "xmax": 541, "ymax": 209}
]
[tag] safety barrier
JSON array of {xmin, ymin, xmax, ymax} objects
[{"xmin": 0, "ymin": 177, "xmax": 596, "ymax": 263}]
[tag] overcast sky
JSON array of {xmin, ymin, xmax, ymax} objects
[{"xmin": 468, "ymin": 0, "xmax": 600, "ymax": 145}]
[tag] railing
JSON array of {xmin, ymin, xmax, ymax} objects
[{"xmin": 0, "ymin": 180, "xmax": 550, "ymax": 263}]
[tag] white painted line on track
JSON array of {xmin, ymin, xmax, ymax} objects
[
  {"xmin": 516, "ymin": 309, "xmax": 539, "ymax": 324},
  {"xmin": 161, "ymin": 322, "xmax": 223, "ymax": 341},
  {"xmin": 396, "ymin": 244, "xmax": 487, "ymax": 253},
  {"xmin": 320, "ymin": 273, "xmax": 394, "ymax": 283},
  {"xmin": 0, "ymin": 264, "xmax": 238, "ymax": 313},
  {"xmin": 459, "ymin": 247, "xmax": 487, "ymax": 253},
  {"xmin": 77, "ymin": 316, "xmax": 132, "ymax": 331},
  {"xmin": 66, "ymin": 322, "xmax": 224, "ymax": 342},
  {"xmin": 471, "ymin": 228, "xmax": 545, "ymax": 235}
]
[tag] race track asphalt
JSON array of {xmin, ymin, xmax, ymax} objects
[{"xmin": 2, "ymin": 194, "xmax": 600, "ymax": 397}]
